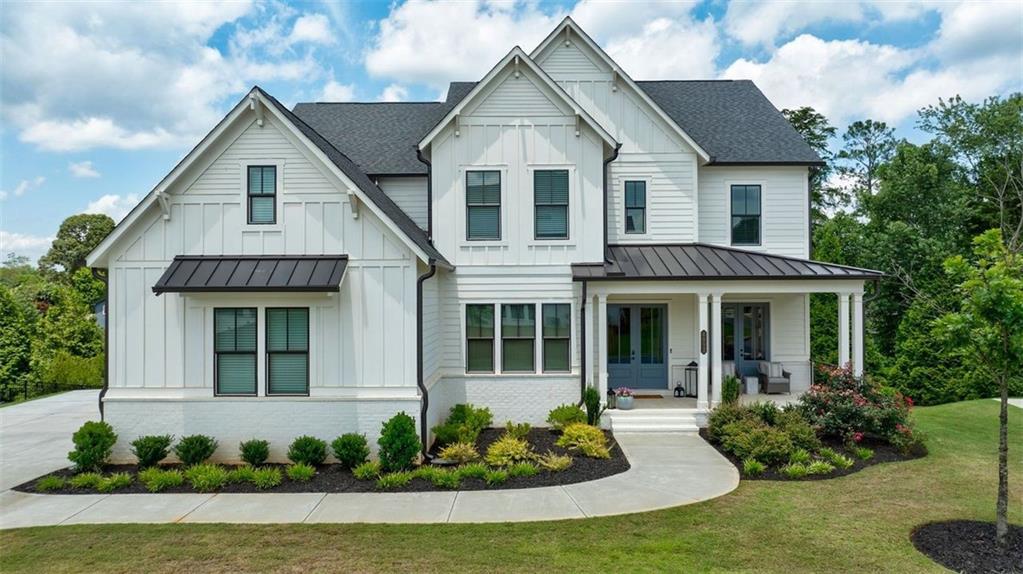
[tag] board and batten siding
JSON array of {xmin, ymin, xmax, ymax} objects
[
  {"xmin": 430, "ymin": 66, "xmax": 606, "ymax": 267},
  {"xmin": 105, "ymin": 116, "xmax": 418, "ymax": 393},
  {"xmin": 698, "ymin": 166, "xmax": 811, "ymax": 259},
  {"xmin": 377, "ymin": 176, "xmax": 428, "ymax": 230}
]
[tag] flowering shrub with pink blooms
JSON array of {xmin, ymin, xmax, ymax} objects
[{"xmin": 799, "ymin": 364, "xmax": 921, "ymax": 451}]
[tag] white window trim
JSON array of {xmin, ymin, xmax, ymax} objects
[
  {"xmin": 618, "ymin": 175, "xmax": 653, "ymax": 239},
  {"xmin": 526, "ymin": 164, "xmax": 577, "ymax": 246},
  {"xmin": 459, "ymin": 164, "xmax": 509, "ymax": 247},
  {"xmin": 239, "ymin": 160, "xmax": 285, "ymax": 230},
  {"xmin": 461, "ymin": 300, "xmax": 575, "ymax": 376},
  {"xmin": 725, "ymin": 179, "xmax": 766, "ymax": 248}
]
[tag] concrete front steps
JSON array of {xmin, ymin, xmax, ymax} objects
[{"xmin": 606, "ymin": 408, "xmax": 704, "ymax": 433}]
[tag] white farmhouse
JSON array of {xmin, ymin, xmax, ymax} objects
[{"xmin": 87, "ymin": 18, "xmax": 881, "ymax": 461}]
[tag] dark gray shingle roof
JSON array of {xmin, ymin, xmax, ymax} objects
[
  {"xmin": 572, "ymin": 244, "xmax": 882, "ymax": 281},
  {"xmin": 637, "ymin": 80, "xmax": 823, "ymax": 165},
  {"xmin": 258, "ymin": 87, "xmax": 450, "ymax": 266},
  {"xmin": 292, "ymin": 82, "xmax": 475, "ymax": 176},
  {"xmin": 153, "ymin": 255, "xmax": 348, "ymax": 294}
]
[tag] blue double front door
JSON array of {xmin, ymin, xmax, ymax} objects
[{"xmin": 607, "ymin": 304, "xmax": 668, "ymax": 390}]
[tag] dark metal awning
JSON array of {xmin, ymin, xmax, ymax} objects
[
  {"xmin": 572, "ymin": 244, "xmax": 883, "ymax": 281},
  {"xmin": 153, "ymin": 255, "xmax": 349, "ymax": 295}
]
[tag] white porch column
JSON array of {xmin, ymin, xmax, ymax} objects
[
  {"xmin": 584, "ymin": 293, "xmax": 595, "ymax": 388},
  {"xmin": 597, "ymin": 294, "xmax": 608, "ymax": 402},
  {"xmin": 838, "ymin": 293, "xmax": 851, "ymax": 367},
  {"xmin": 697, "ymin": 294, "xmax": 710, "ymax": 410},
  {"xmin": 710, "ymin": 293, "xmax": 723, "ymax": 407},
  {"xmin": 852, "ymin": 292, "xmax": 864, "ymax": 376}
]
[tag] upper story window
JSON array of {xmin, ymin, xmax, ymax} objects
[
  {"xmin": 214, "ymin": 308, "xmax": 257, "ymax": 396},
  {"xmin": 534, "ymin": 170, "xmax": 569, "ymax": 239},
  {"xmin": 265, "ymin": 308, "xmax": 309, "ymax": 396},
  {"xmin": 730, "ymin": 184, "xmax": 761, "ymax": 245},
  {"xmin": 624, "ymin": 181, "xmax": 646, "ymax": 234},
  {"xmin": 247, "ymin": 166, "xmax": 277, "ymax": 224},
  {"xmin": 466, "ymin": 304, "xmax": 495, "ymax": 373},
  {"xmin": 466, "ymin": 171, "xmax": 501, "ymax": 241}
]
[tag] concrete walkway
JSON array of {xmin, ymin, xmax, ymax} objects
[
  {"xmin": 991, "ymin": 397, "xmax": 1023, "ymax": 409},
  {"xmin": 0, "ymin": 432, "xmax": 739, "ymax": 528}
]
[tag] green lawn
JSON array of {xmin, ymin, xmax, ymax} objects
[{"xmin": 2, "ymin": 400, "xmax": 1019, "ymax": 573}]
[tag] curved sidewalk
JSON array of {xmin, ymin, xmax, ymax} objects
[{"xmin": 0, "ymin": 433, "xmax": 739, "ymax": 528}]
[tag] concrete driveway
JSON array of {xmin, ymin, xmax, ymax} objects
[{"xmin": 0, "ymin": 391, "xmax": 99, "ymax": 491}]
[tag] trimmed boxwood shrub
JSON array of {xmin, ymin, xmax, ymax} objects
[
  {"xmin": 239, "ymin": 439, "xmax": 270, "ymax": 466},
  {"xmin": 68, "ymin": 421, "xmax": 117, "ymax": 472},
  {"xmin": 130, "ymin": 435, "xmax": 173, "ymax": 468},
  {"xmin": 431, "ymin": 404, "xmax": 493, "ymax": 447},
  {"xmin": 287, "ymin": 436, "xmax": 327, "ymax": 466},
  {"xmin": 378, "ymin": 412, "xmax": 419, "ymax": 472},
  {"xmin": 175, "ymin": 435, "xmax": 218, "ymax": 466},
  {"xmin": 720, "ymin": 418, "xmax": 793, "ymax": 466},
  {"xmin": 331, "ymin": 433, "xmax": 370, "ymax": 470},
  {"xmin": 546, "ymin": 404, "xmax": 586, "ymax": 430}
]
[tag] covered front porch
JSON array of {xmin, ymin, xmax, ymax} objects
[{"xmin": 574, "ymin": 244, "xmax": 882, "ymax": 418}]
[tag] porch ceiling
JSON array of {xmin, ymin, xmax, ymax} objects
[{"xmin": 572, "ymin": 243, "xmax": 883, "ymax": 281}]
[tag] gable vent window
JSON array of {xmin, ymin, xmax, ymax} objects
[
  {"xmin": 466, "ymin": 171, "xmax": 501, "ymax": 240},
  {"xmin": 534, "ymin": 169, "xmax": 569, "ymax": 239},
  {"xmin": 624, "ymin": 181, "xmax": 646, "ymax": 234},
  {"xmin": 266, "ymin": 308, "xmax": 309, "ymax": 395},
  {"xmin": 731, "ymin": 184, "xmax": 761, "ymax": 245},
  {"xmin": 214, "ymin": 308, "xmax": 257, "ymax": 396},
  {"xmin": 247, "ymin": 165, "xmax": 277, "ymax": 224}
]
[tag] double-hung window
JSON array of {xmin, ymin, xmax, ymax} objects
[
  {"xmin": 501, "ymin": 304, "xmax": 535, "ymax": 372},
  {"xmin": 624, "ymin": 181, "xmax": 646, "ymax": 234},
  {"xmin": 730, "ymin": 184, "xmax": 761, "ymax": 245},
  {"xmin": 214, "ymin": 308, "xmax": 257, "ymax": 395},
  {"xmin": 466, "ymin": 304, "xmax": 495, "ymax": 373},
  {"xmin": 542, "ymin": 303, "xmax": 570, "ymax": 372},
  {"xmin": 534, "ymin": 169, "xmax": 569, "ymax": 239},
  {"xmin": 265, "ymin": 308, "xmax": 309, "ymax": 395},
  {"xmin": 247, "ymin": 166, "xmax": 277, "ymax": 224},
  {"xmin": 466, "ymin": 171, "xmax": 501, "ymax": 240}
]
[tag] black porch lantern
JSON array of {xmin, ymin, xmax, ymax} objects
[
  {"xmin": 684, "ymin": 361, "xmax": 699, "ymax": 398},
  {"xmin": 606, "ymin": 387, "xmax": 616, "ymax": 409}
]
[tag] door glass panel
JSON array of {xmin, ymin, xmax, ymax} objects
[
  {"xmin": 742, "ymin": 305, "xmax": 754, "ymax": 359},
  {"xmin": 722, "ymin": 306, "xmax": 735, "ymax": 361},
  {"xmin": 640, "ymin": 307, "xmax": 664, "ymax": 364},
  {"xmin": 608, "ymin": 306, "xmax": 631, "ymax": 364}
]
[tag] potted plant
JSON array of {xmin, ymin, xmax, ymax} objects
[{"xmin": 615, "ymin": 387, "xmax": 635, "ymax": 410}]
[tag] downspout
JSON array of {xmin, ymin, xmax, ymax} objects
[
  {"xmin": 603, "ymin": 143, "xmax": 622, "ymax": 262},
  {"xmin": 416, "ymin": 261, "xmax": 438, "ymax": 459},
  {"xmin": 579, "ymin": 280, "xmax": 588, "ymax": 404},
  {"xmin": 416, "ymin": 147, "xmax": 433, "ymax": 244},
  {"xmin": 92, "ymin": 268, "xmax": 109, "ymax": 420}
]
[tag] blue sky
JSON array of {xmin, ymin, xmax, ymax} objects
[{"xmin": 2, "ymin": 0, "xmax": 1021, "ymax": 262}]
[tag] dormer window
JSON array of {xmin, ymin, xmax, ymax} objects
[{"xmin": 247, "ymin": 166, "xmax": 277, "ymax": 224}]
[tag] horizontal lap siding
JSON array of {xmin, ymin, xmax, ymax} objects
[
  {"xmin": 377, "ymin": 176, "xmax": 428, "ymax": 230},
  {"xmin": 607, "ymin": 154, "xmax": 698, "ymax": 244},
  {"xmin": 107, "ymin": 116, "xmax": 416, "ymax": 391}
]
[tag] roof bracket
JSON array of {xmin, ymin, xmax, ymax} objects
[
  {"xmin": 611, "ymin": 70, "xmax": 618, "ymax": 92},
  {"xmin": 248, "ymin": 93, "xmax": 265, "ymax": 127},
  {"xmin": 513, "ymin": 55, "xmax": 520, "ymax": 79},
  {"xmin": 155, "ymin": 189, "xmax": 171, "ymax": 221},
  {"xmin": 575, "ymin": 114, "xmax": 581, "ymax": 137},
  {"xmin": 564, "ymin": 26, "xmax": 571, "ymax": 47},
  {"xmin": 453, "ymin": 114, "xmax": 460, "ymax": 137},
  {"xmin": 347, "ymin": 189, "xmax": 360, "ymax": 219}
]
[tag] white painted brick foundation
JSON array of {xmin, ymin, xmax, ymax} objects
[{"xmin": 104, "ymin": 398, "xmax": 421, "ymax": 464}]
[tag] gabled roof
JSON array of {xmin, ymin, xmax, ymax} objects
[
  {"xmin": 638, "ymin": 81, "xmax": 823, "ymax": 165},
  {"xmin": 153, "ymin": 255, "xmax": 348, "ymax": 294},
  {"xmin": 530, "ymin": 16, "xmax": 711, "ymax": 163},
  {"xmin": 573, "ymin": 244, "xmax": 883, "ymax": 281},
  {"xmin": 418, "ymin": 46, "xmax": 618, "ymax": 151},
  {"xmin": 293, "ymin": 83, "xmax": 473, "ymax": 176},
  {"xmin": 87, "ymin": 87, "xmax": 451, "ymax": 269}
]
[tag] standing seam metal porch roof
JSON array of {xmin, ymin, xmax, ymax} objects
[
  {"xmin": 572, "ymin": 244, "xmax": 883, "ymax": 281},
  {"xmin": 153, "ymin": 255, "xmax": 348, "ymax": 294}
]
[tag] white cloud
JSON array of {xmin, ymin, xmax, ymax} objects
[
  {"xmin": 85, "ymin": 193, "xmax": 141, "ymax": 223},
  {"xmin": 290, "ymin": 14, "xmax": 334, "ymax": 45},
  {"xmin": 69, "ymin": 161, "xmax": 101, "ymax": 178},
  {"xmin": 0, "ymin": 230, "xmax": 53, "ymax": 262},
  {"xmin": 0, "ymin": 2, "xmax": 330, "ymax": 152},
  {"xmin": 1, "ymin": 176, "xmax": 46, "ymax": 199},
  {"xmin": 319, "ymin": 80, "xmax": 355, "ymax": 101},
  {"xmin": 603, "ymin": 16, "xmax": 719, "ymax": 79},
  {"xmin": 379, "ymin": 84, "xmax": 408, "ymax": 102},
  {"xmin": 723, "ymin": 1, "xmax": 867, "ymax": 48}
]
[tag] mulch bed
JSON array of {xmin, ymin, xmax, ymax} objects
[
  {"xmin": 911, "ymin": 520, "xmax": 1023, "ymax": 574},
  {"xmin": 699, "ymin": 428, "xmax": 927, "ymax": 481},
  {"xmin": 15, "ymin": 428, "xmax": 629, "ymax": 495}
]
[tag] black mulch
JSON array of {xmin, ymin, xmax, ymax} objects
[
  {"xmin": 911, "ymin": 520, "xmax": 1023, "ymax": 574},
  {"xmin": 699, "ymin": 428, "xmax": 927, "ymax": 481},
  {"xmin": 15, "ymin": 428, "xmax": 629, "ymax": 495}
]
